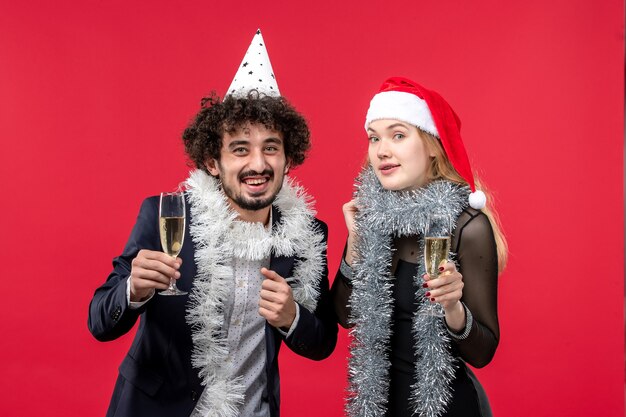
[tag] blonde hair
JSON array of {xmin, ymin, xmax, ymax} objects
[{"xmin": 420, "ymin": 130, "xmax": 508, "ymax": 272}]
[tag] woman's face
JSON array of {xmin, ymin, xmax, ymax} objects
[{"xmin": 367, "ymin": 119, "xmax": 434, "ymax": 191}]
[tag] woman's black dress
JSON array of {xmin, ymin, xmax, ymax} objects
[{"xmin": 333, "ymin": 208, "xmax": 500, "ymax": 417}]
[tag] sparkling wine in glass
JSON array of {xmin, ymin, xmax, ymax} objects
[
  {"xmin": 158, "ymin": 191, "xmax": 187, "ymax": 296},
  {"xmin": 422, "ymin": 213, "xmax": 452, "ymax": 316},
  {"xmin": 424, "ymin": 237, "xmax": 451, "ymax": 278}
]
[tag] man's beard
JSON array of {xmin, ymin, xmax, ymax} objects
[{"xmin": 221, "ymin": 169, "xmax": 282, "ymax": 211}]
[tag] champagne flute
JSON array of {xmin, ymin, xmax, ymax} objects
[
  {"xmin": 158, "ymin": 190, "xmax": 187, "ymax": 296},
  {"xmin": 422, "ymin": 213, "xmax": 451, "ymax": 317}
]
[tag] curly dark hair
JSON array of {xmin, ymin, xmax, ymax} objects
[{"xmin": 182, "ymin": 91, "xmax": 311, "ymax": 174}]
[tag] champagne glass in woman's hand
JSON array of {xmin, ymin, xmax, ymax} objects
[
  {"xmin": 158, "ymin": 190, "xmax": 187, "ymax": 296},
  {"xmin": 422, "ymin": 213, "xmax": 451, "ymax": 317}
]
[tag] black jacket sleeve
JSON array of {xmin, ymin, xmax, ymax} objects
[
  {"xmin": 284, "ymin": 220, "xmax": 338, "ymax": 360},
  {"xmin": 88, "ymin": 197, "xmax": 160, "ymax": 341}
]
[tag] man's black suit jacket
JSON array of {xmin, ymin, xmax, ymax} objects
[{"xmin": 88, "ymin": 196, "xmax": 337, "ymax": 417}]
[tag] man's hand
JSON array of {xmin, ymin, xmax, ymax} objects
[
  {"xmin": 130, "ymin": 249, "xmax": 182, "ymax": 302},
  {"xmin": 258, "ymin": 267, "xmax": 296, "ymax": 329}
]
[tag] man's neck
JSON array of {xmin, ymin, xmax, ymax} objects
[{"xmin": 231, "ymin": 204, "xmax": 271, "ymax": 225}]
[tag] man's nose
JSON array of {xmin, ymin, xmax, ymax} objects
[{"xmin": 248, "ymin": 148, "xmax": 268, "ymax": 172}]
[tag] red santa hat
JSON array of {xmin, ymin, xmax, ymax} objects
[{"xmin": 365, "ymin": 76, "xmax": 486, "ymax": 210}]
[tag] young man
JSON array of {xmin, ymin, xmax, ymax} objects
[{"xmin": 88, "ymin": 30, "xmax": 337, "ymax": 417}]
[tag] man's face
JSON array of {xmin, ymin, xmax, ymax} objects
[{"xmin": 205, "ymin": 123, "xmax": 289, "ymax": 216}]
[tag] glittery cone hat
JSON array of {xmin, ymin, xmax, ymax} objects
[{"xmin": 225, "ymin": 29, "xmax": 280, "ymax": 98}]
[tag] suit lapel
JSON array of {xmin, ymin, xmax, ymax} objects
[
  {"xmin": 268, "ymin": 205, "xmax": 295, "ymax": 278},
  {"xmin": 265, "ymin": 206, "xmax": 294, "ymax": 385}
]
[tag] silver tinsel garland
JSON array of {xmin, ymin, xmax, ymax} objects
[
  {"xmin": 347, "ymin": 167, "xmax": 469, "ymax": 417},
  {"xmin": 184, "ymin": 170, "xmax": 326, "ymax": 416}
]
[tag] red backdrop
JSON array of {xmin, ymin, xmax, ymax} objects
[{"xmin": 0, "ymin": 1, "xmax": 623, "ymax": 416}]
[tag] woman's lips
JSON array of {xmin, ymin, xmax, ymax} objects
[{"xmin": 378, "ymin": 164, "xmax": 400, "ymax": 175}]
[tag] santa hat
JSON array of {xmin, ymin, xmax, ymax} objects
[
  {"xmin": 225, "ymin": 29, "xmax": 280, "ymax": 98},
  {"xmin": 365, "ymin": 76, "xmax": 486, "ymax": 210}
]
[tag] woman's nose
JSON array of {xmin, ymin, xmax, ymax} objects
[{"xmin": 376, "ymin": 138, "xmax": 391, "ymax": 158}]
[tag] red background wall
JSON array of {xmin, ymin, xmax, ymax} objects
[{"xmin": 0, "ymin": 1, "xmax": 623, "ymax": 416}]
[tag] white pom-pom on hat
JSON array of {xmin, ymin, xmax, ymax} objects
[{"xmin": 469, "ymin": 190, "xmax": 486, "ymax": 209}]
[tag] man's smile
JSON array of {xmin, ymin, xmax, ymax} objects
[
  {"xmin": 240, "ymin": 172, "xmax": 273, "ymax": 195},
  {"xmin": 242, "ymin": 175, "xmax": 270, "ymax": 185}
]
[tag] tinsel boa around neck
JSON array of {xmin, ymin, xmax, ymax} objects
[
  {"xmin": 183, "ymin": 169, "xmax": 326, "ymax": 417},
  {"xmin": 347, "ymin": 167, "xmax": 470, "ymax": 417}
]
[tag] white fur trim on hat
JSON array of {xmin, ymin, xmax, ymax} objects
[{"xmin": 364, "ymin": 91, "xmax": 439, "ymax": 137}]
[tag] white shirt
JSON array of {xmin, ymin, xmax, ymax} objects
[
  {"xmin": 128, "ymin": 214, "xmax": 300, "ymax": 416},
  {"xmin": 219, "ymin": 254, "xmax": 271, "ymax": 416}
]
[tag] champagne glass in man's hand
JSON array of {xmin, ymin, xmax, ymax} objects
[{"xmin": 158, "ymin": 191, "xmax": 187, "ymax": 296}]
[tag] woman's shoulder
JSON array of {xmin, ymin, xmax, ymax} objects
[
  {"xmin": 457, "ymin": 207, "xmax": 488, "ymax": 226},
  {"xmin": 454, "ymin": 208, "xmax": 494, "ymax": 246}
]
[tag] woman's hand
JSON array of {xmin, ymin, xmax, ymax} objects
[
  {"xmin": 423, "ymin": 261, "xmax": 466, "ymax": 331},
  {"xmin": 343, "ymin": 200, "xmax": 359, "ymax": 266}
]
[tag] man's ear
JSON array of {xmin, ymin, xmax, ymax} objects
[
  {"xmin": 204, "ymin": 159, "xmax": 220, "ymax": 177},
  {"xmin": 284, "ymin": 161, "xmax": 290, "ymax": 175}
]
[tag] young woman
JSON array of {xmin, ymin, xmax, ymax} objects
[{"xmin": 332, "ymin": 77, "xmax": 507, "ymax": 417}]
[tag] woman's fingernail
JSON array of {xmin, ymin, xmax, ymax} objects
[
  {"xmin": 422, "ymin": 283, "xmax": 429, "ymax": 288},
  {"xmin": 425, "ymin": 292, "xmax": 431, "ymax": 297},
  {"xmin": 430, "ymin": 297, "xmax": 436, "ymax": 302},
  {"xmin": 438, "ymin": 266, "xmax": 444, "ymax": 272}
]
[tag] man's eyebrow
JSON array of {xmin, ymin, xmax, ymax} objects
[
  {"xmin": 227, "ymin": 140, "xmax": 250, "ymax": 149},
  {"xmin": 264, "ymin": 137, "xmax": 283, "ymax": 144}
]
